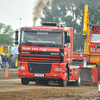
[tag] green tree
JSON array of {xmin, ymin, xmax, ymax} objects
[
  {"xmin": 0, "ymin": 23, "xmax": 14, "ymax": 46},
  {"xmin": 40, "ymin": 1, "xmax": 84, "ymax": 51},
  {"xmin": 40, "ymin": 1, "xmax": 100, "ymax": 51},
  {"xmin": 41, "ymin": 1, "xmax": 61, "ymax": 24},
  {"xmin": 89, "ymin": 3, "xmax": 100, "ymax": 25}
]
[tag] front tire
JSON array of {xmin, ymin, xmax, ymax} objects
[
  {"xmin": 59, "ymin": 68, "xmax": 67, "ymax": 87},
  {"xmin": 59, "ymin": 79, "xmax": 67, "ymax": 87},
  {"xmin": 21, "ymin": 78, "xmax": 29, "ymax": 85}
]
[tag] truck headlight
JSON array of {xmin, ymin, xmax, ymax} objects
[
  {"xmin": 54, "ymin": 68, "xmax": 62, "ymax": 71},
  {"xmin": 18, "ymin": 66, "xmax": 25, "ymax": 70}
]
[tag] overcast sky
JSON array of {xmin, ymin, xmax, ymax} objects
[{"xmin": 0, "ymin": 0, "xmax": 39, "ymax": 30}]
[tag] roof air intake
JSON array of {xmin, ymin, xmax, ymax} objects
[{"xmin": 42, "ymin": 22, "xmax": 57, "ymax": 27}]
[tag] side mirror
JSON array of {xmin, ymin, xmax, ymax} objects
[
  {"xmin": 15, "ymin": 30, "xmax": 18, "ymax": 41},
  {"xmin": 15, "ymin": 41, "xmax": 18, "ymax": 45},
  {"xmin": 15, "ymin": 30, "xmax": 19, "ymax": 45}
]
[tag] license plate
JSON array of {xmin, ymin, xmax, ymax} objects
[{"xmin": 34, "ymin": 74, "xmax": 44, "ymax": 77}]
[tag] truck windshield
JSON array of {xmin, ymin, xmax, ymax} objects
[
  {"xmin": 21, "ymin": 31, "xmax": 62, "ymax": 45},
  {"xmin": 91, "ymin": 33, "xmax": 100, "ymax": 42}
]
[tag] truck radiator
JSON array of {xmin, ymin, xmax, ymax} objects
[
  {"xmin": 20, "ymin": 51, "xmax": 60, "ymax": 63},
  {"xmin": 80, "ymin": 68, "xmax": 91, "ymax": 82},
  {"xmin": 28, "ymin": 62, "xmax": 52, "ymax": 73}
]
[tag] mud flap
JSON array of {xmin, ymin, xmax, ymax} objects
[{"xmin": 80, "ymin": 68, "xmax": 91, "ymax": 84}]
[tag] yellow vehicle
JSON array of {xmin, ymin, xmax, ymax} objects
[
  {"xmin": 73, "ymin": 5, "xmax": 100, "ymax": 85},
  {"xmin": 0, "ymin": 46, "xmax": 18, "ymax": 68},
  {"xmin": 82, "ymin": 5, "xmax": 90, "ymax": 53},
  {"xmin": 0, "ymin": 46, "xmax": 8, "ymax": 54}
]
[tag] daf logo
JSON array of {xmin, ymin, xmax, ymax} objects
[{"xmin": 50, "ymin": 52, "xmax": 59, "ymax": 55}]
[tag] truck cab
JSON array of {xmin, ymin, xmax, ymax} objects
[
  {"xmin": 89, "ymin": 25, "xmax": 100, "ymax": 63},
  {"xmin": 15, "ymin": 23, "xmax": 79, "ymax": 87},
  {"xmin": 90, "ymin": 25, "xmax": 100, "ymax": 54}
]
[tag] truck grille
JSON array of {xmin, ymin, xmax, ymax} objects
[
  {"xmin": 28, "ymin": 62, "xmax": 51, "ymax": 73},
  {"xmin": 20, "ymin": 51, "xmax": 60, "ymax": 63}
]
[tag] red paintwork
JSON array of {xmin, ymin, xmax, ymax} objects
[
  {"xmin": 69, "ymin": 67, "xmax": 79, "ymax": 81},
  {"xmin": 91, "ymin": 25, "xmax": 100, "ymax": 33},
  {"xmin": 73, "ymin": 25, "xmax": 100, "ymax": 84},
  {"xmin": 73, "ymin": 53, "xmax": 100, "ymax": 64},
  {"xmin": 18, "ymin": 61, "xmax": 67, "ymax": 80},
  {"xmin": 91, "ymin": 68, "xmax": 98, "ymax": 83},
  {"xmin": 21, "ymin": 46, "xmax": 60, "ymax": 52},
  {"xmin": 73, "ymin": 25, "xmax": 100, "ymax": 63},
  {"xmin": 20, "ymin": 46, "xmax": 60, "ymax": 63},
  {"xmin": 18, "ymin": 26, "xmax": 78, "ymax": 81}
]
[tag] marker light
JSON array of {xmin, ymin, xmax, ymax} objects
[
  {"xmin": 89, "ymin": 22, "xmax": 92, "ymax": 26},
  {"xmin": 18, "ymin": 66, "xmax": 25, "ymax": 70},
  {"xmin": 95, "ymin": 46, "xmax": 97, "ymax": 48}
]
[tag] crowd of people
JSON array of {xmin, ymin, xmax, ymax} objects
[{"xmin": 0, "ymin": 53, "xmax": 9, "ymax": 71}]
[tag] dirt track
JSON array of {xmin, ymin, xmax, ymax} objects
[{"xmin": 0, "ymin": 68, "xmax": 100, "ymax": 100}]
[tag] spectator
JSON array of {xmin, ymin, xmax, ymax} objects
[
  {"xmin": 2, "ymin": 53, "xmax": 9, "ymax": 71},
  {"xmin": 0, "ymin": 54, "xmax": 2, "ymax": 68}
]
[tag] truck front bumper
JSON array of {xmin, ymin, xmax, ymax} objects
[{"xmin": 18, "ymin": 72, "xmax": 66, "ymax": 81}]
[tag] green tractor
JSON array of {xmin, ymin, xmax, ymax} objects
[
  {"xmin": 0, "ymin": 46, "xmax": 18, "ymax": 68},
  {"xmin": 8, "ymin": 47, "xmax": 18, "ymax": 68}
]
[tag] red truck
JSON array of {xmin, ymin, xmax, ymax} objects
[
  {"xmin": 73, "ymin": 5, "xmax": 100, "ymax": 85},
  {"xmin": 15, "ymin": 22, "xmax": 81, "ymax": 87},
  {"xmin": 73, "ymin": 25, "xmax": 100, "ymax": 85}
]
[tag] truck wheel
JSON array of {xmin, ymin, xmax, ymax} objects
[
  {"xmin": 59, "ymin": 79, "xmax": 67, "ymax": 87},
  {"xmin": 76, "ymin": 75, "xmax": 81, "ymax": 86},
  {"xmin": 10, "ymin": 55, "xmax": 18, "ymax": 68},
  {"xmin": 21, "ymin": 78, "xmax": 29, "ymax": 85},
  {"xmin": 76, "ymin": 69, "xmax": 81, "ymax": 86},
  {"xmin": 59, "ymin": 68, "xmax": 67, "ymax": 87}
]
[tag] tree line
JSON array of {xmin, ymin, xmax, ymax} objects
[
  {"xmin": 40, "ymin": 0, "xmax": 100, "ymax": 51},
  {"xmin": 1, "ymin": 0, "xmax": 100, "ymax": 48},
  {"xmin": 0, "ymin": 23, "xmax": 14, "ymax": 46}
]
